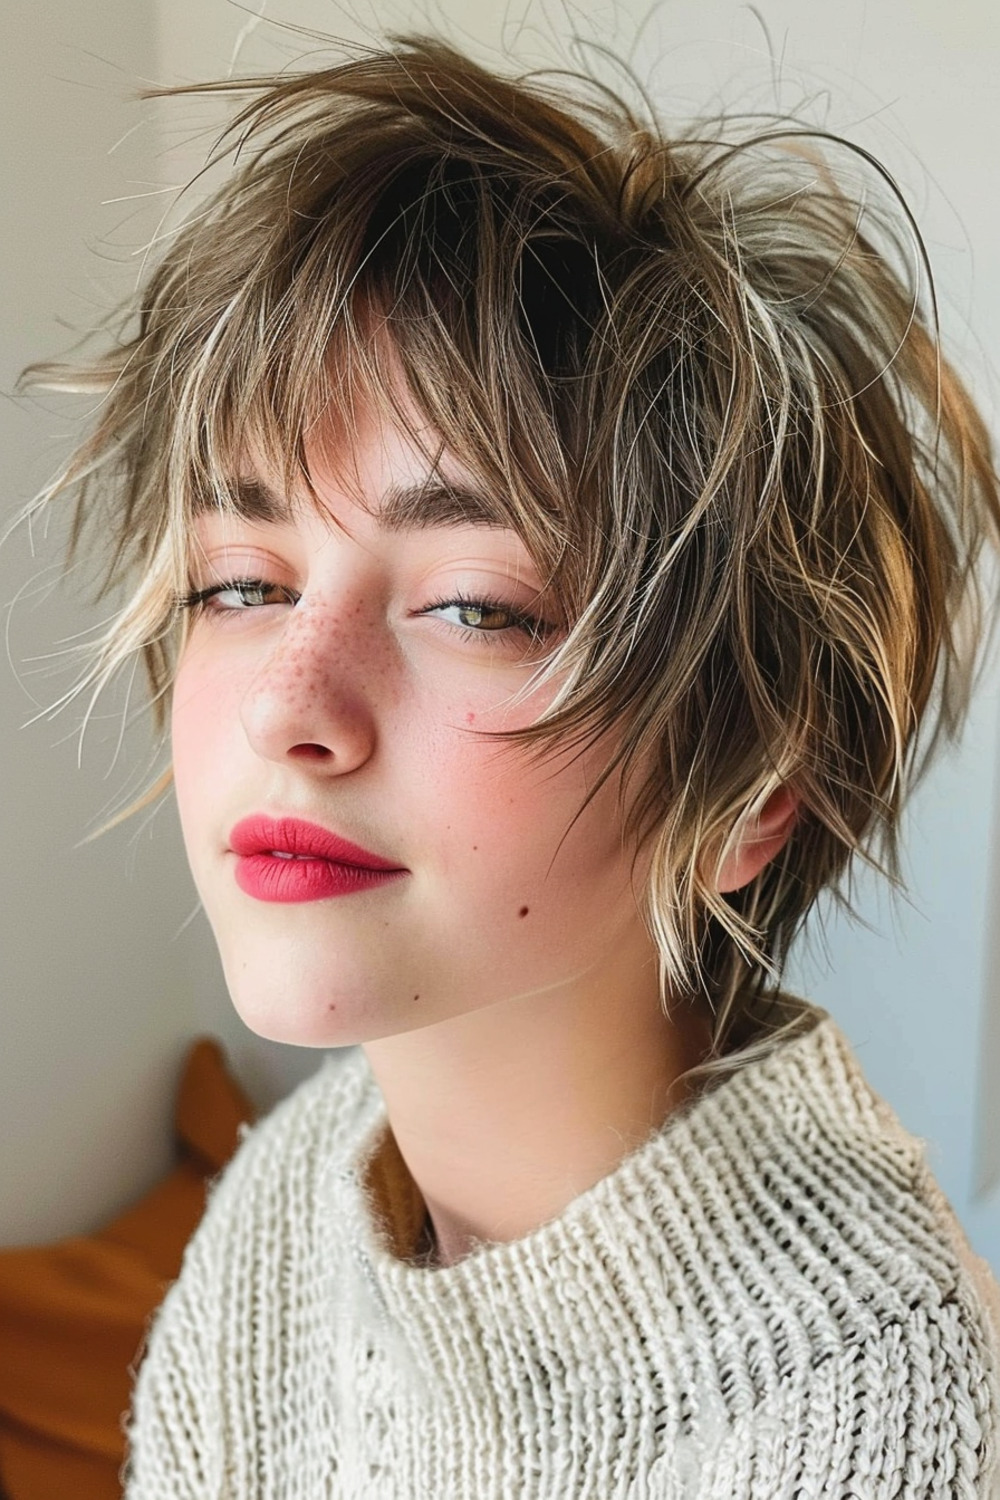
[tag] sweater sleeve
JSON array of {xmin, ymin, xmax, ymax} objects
[
  {"xmin": 911, "ymin": 1156, "xmax": 1000, "ymax": 1500},
  {"xmin": 121, "ymin": 1124, "xmax": 257, "ymax": 1500}
]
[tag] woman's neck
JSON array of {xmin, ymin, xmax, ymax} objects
[{"xmin": 362, "ymin": 942, "xmax": 713, "ymax": 1269}]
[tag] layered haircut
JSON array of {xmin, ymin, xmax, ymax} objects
[{"xmin": 21, "ymin": 35, "xmax": 1000, "ymax": 1087}]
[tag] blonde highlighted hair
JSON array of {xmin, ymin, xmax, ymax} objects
[{"xmin": 21, "ymin": 35, "xmax": 1000, "ymax": 1087}]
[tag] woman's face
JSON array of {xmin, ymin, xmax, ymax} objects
[{"xmin": 171, "ymin": 402, "xmax": 658, "ymax": 1047}]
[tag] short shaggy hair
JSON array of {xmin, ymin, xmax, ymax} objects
[{"xmin": 22, "ymin": 34, "xmax": 1000, "ymax": 1088}]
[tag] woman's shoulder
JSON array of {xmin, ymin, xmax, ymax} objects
[
  {"xmin": 183, "ymin": 1045, "xmax": 378, "ymax": 1260},
  {"xmin": 657, "ymin": 1006, "xmax": 1000, "ymax": 1493},
  {"xmin": 734, "ymin": 1007, "xmax": 1000, "ymax": 1321},
  {"xmin": 124, "ymin": 1047, "xmax": 381, "ymax": 1494},
  {"xmin": 236, "ymin": 1045, "xmax": 375, "ymax": 1160},
  {"xmin": 733, "ymin": 1008, "xmax": 1000, "ymax": 1431}
]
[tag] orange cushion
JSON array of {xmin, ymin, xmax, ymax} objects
[{"xmin": 0, "ymin": 1038, "xmax": 255, "ymax": 1500}]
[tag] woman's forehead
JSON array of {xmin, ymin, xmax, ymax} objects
[
  {"xmin": 201, "ymin": 405, "xmax": 516, "ymax": 536},
  {"xmin": 306, "ymin": 405, "xmax": 509, "ymax": 524}
]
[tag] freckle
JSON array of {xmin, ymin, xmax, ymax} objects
[
  {"xmin": 518, "ymin": 906, "xmax": 530, "ymax": 918},
  {"xmin": 328, "ymin": 1003, "xmax": 336, "ymax": 1012},
  {"xmin": 413, "ymin": 994, "xmax": 420, "ymax": 1002},
  {"xmin": 472, "ymin": 845, "xmax": 478, "ymax": 851}
]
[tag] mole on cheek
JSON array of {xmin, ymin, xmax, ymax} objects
[
  {"xmin": 518, "ymin": 906, "xmax": 530, "ymax": 918},
  {"xmin": 413, "ymin": 994, "xmax": 420, "ymax": 1002}
]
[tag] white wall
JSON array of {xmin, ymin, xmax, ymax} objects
[
  {"xmin": 4, "ymin": 0, "xmax": 1000, "ymax": 1268},
  {"xmin": 0, "ymin": 0, "xmax": 322, "ymax": 1246},
  {"xmin": 0, "ymin": 0, "xmax": 187, "ymax": 1247}
]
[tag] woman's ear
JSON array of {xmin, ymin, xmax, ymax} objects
[{"xmin": 714, "ymin": 785, "xmax": 799, "ymax": 895}]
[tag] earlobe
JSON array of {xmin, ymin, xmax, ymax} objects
[{"xmin": 714, "ymin": 785, "xmax": 799, "ymax": 895}]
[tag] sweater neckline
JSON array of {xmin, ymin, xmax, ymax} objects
[{"xmin": 320, "ymin": 994, "xmax": 839, "ymax": 1301}]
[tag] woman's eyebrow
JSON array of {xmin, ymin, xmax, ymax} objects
[
  {"xmin": 191, "ymin": 478, "xmax": 292, "ymax": 523},
  {"xmin": 194, "ymin": 477, "xmax": 512, "ymax": 532},
  {"xmin": 378, "ymin": 480, "xmax": 510, "ymax": 532}
]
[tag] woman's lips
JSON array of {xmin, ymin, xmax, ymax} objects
[{"xmin": 229, "ymin": 815, "xmax": 407, "ymax": 903}]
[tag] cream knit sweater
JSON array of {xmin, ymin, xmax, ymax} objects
[{"xmin": 123, "ymin": 1002, "xmax": 1000, "ymax": 1498}]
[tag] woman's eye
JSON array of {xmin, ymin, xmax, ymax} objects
[
  {"xmin": 423, "ymin": 596, "xmax": 554, "ymax": 642},
  {"xmin": 436, "ymin": 602, "xmax": 520, "ymax": 631},
  {"xmin": 177, "ymin": 578, "xmax": 298, "ymax": 612}
]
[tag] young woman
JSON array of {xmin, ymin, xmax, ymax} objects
[{"xmin": 23, "ymin": 33, "xmax": 1000, "ymax": 1498}]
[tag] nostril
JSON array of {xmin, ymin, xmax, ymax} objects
[{"xmin": 288, "ymin": 743, "xmax": 334, "ymax": 761}]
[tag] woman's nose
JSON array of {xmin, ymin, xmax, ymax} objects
[{"xmin": 239, "ymin": 598, "xmax": 378, "ymax": 773}]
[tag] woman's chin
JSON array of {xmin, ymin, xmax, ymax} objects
[{"xmin": 221, "ymin": 970, "xmax": 430, "ymax": 1050}]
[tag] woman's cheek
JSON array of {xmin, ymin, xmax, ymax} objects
[
  {"xmin": 416, "ymin": 718, "xmax": 625, "ymax": 902},
  {"xmin": 170, "ymin": 647, "xmax": 248, "ymax": 838}
]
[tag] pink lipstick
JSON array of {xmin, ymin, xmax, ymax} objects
[{"xmin": 229, "ymin": 815, "xmax": 407, "ymax": 903}]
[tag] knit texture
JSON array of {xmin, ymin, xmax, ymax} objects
[{"xmin": 122, "ymin": 1003, "xmax": 1000, "ymax": 1498}]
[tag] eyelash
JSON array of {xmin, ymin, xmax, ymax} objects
[
  {"xmin": 175, "ymin": 579, "xmax": 555, "ymax": 646},
  {"xmin": 176, "ymin": 579, "xmax": 297, "ymax": 613}
]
